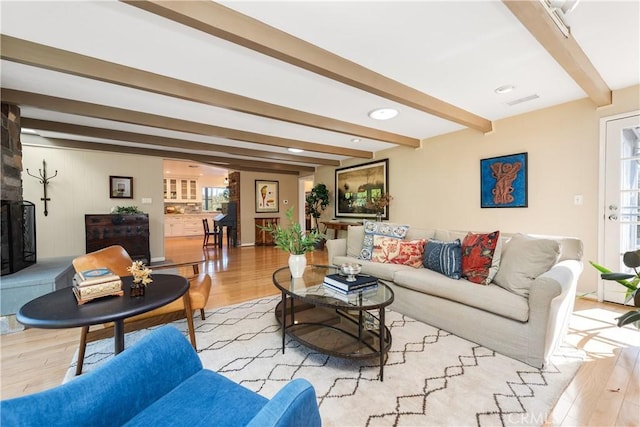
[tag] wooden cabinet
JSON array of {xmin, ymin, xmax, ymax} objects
[
  {"xmin": 164, "ymin": 215, "xmax": 210, "ymax": 237},
  {"xmin": 255, "ymin": 217, "xmax": 279, "ymax": 246},
  {"xmin": 85, "ymin": 214, "xmax": 150, "ymax": 263},
  {"xmin": 163, "ymin": 178, "xmax": 200, "ymax": 202},
  {"xmin": 164, "ymin": 216, "xmax": 184, "ymax": 237}
]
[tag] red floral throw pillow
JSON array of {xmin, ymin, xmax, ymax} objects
[
  {"xmin": 461, "ymin": 231, "xmax": 501, "ymax": 285},
  {"xmin": 389, "ymin": 239, "xmax": 426, "ymax": 268}
]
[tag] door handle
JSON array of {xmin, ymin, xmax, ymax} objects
[{"xmin": 609, "ymin": 214, "xmax": 618, "ymax": 221}]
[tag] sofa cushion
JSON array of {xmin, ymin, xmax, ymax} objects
[
  {"xmin": 461, "ymin": 231, "xmax": 501, "ymax": 285},
  {"xmin": 346, "ymin": 225, "xmax": 365, "ymax": 258},
  {"xmin": 423, "ymin": 239, "xmax": 462, "ymax": 279},
  {"xmin": 393, "ymin": 268, "xmax": 530, "ymax": 322},
  {"xmin": 360, "ymin": 221, "xmax": 410, "ymax": 260},
  {"xmin": 332, "ymin": 255, "xmax": 410, "ymax": 281},
  {"xmin": 493, "ymin": 234, "xmax": 560, "ymax": 297},
  {"xmin": 405, "ymin": 228, "xmax": 436, "ymax": 241}
]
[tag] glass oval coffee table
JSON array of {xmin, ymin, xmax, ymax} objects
[{"xmin": 272, "ymin": 264, "xmax": 394, "ymax": 381}]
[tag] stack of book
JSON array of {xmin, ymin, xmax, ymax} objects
[
  {"xmin": 72, "ymin": 268, "xmax": 124, "ymax": 304},
  {"xmin": 323, "ymin": 273, "xmax": 378, "ymax": 296}
]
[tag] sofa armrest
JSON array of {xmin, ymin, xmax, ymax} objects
[
  {"xmin": 326, "ymin": 238, "xmax": 347, "ymax": 265},
  {"xmin": 527, "ymin": 260, "xmax": 582, "ymax": 367},
  {"xmin": 1, "ymin": 326, "xmax": 202, "ymax": 427},
  {"xmin": 246, "ymin": 379, "xmax": 321, "ymax": 427}
]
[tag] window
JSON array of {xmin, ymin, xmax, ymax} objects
[{"xmin": 202, "ymin": 187, "xmax": 228, "ymax": 211}]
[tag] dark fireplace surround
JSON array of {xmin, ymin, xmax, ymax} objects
[{"xmin": 1, "ymin": 103, "xmax": 37, "ymax": 275}]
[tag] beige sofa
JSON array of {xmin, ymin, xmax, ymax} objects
[{"xmin": 326, "ymin": 225, "xmax": 583, "ymax": 368}]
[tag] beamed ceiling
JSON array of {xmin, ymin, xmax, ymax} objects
[{"xmin": 1, "ymin": 1, "xmax": 638, "ymax": 175}]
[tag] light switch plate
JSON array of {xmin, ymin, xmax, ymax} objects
[{"xmin": 141, "ymin": 198, "xmax": 152, "ymax": 204}]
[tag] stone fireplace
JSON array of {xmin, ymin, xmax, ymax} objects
[{"xmin": 1, "ymin": 103, "xmax": 37, "ymax": 275}]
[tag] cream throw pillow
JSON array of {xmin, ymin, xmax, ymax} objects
[{"xmin": 493, "ymin": 234, "xmax": 560, "ymax": 297}]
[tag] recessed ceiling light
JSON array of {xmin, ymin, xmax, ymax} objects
[
  {"xmin": 494, "ymin": 85, "xmax": 515, "ymax": 94},
  {"xmin": 368, "ymin": 108, "xmax": 399, "ymax": 120},
  {"xmin": 351, "ymin": 138, "xmax": 361, "ymax": 143},
  {"xmin": 288, "ymin": 148, "xmax": 304, "ymax": 153}
]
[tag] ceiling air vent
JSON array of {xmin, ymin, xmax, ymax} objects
[{"xmin": 506, "ymin": 94, "xmax": 540, "ymax": 107}]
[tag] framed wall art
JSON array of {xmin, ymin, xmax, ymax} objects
[
  {"xmin": 480, "ymin": 152, "xmax": 528, "ymax": 208},
  {"xmin": 109, "ymin": 176, "xmax": 133, "ymax": 199},
  {"xmin": 335, "ymin": 159, "xmax": 389, "ymax": 219},
  {"xmin": 255, "ymin": 180, "xmax": 279, "ymax": 213}
]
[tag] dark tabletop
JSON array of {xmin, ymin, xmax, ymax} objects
[{"xmin": 17, "ymin": 274, "xmax": 189, "ymax": 329}]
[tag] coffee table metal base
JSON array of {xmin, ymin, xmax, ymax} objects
[{"xmin": 275, "ymin": 296, "xmax": 392, "ymax": 380}]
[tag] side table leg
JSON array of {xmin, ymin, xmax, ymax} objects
[{"xmin": 114, "ymin": 319, "xmax": 125, "ymax": 354}]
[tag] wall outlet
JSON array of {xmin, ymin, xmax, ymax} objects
[{"xmin": 573, "ymin": 195, "xmax": 583, "ymax": 206}]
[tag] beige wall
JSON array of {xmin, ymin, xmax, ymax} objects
[
  {"xmin": 21, "ymin": 140, "xmax": 165, "ymax": 261},
  {"xmin": 315, "ymin": 85, "xmax": 640, "ymax": 295},
  {"xmin": 238, "ymin": 171, "xmax": 300, "ymax": 245}
]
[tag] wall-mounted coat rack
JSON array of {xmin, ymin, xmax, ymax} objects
[{"xmin": 26, "ymin": 160, "xmax": 58, "ymax": 216}]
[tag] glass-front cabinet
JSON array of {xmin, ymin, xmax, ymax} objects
[{"xmin": 163, "ymin": 178, "xmax": 200, "ymax": 202}]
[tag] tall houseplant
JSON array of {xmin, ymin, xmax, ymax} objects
[
  {"xmin": 590, "ymin": 249, "xmax": 640, "ymax": 328},
  {"xmin": 305, "ymin": 183, "xmax": 330, "ymax": 248},
  {"xmin": 260, "ymin": 206, "xmax": 324, "ymax": 278}
]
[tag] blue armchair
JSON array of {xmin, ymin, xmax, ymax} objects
[{"xmin": 1, "ymin": 325, "xmax": 322, "ymax": 427}]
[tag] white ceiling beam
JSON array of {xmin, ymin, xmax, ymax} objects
[
  {"xmin": 121, "ymin": 0, "xmax": 493, "ymax": 133},
  {"xmin": 503, "ymin": 0, "xmax": 611, "ymax": 107}
]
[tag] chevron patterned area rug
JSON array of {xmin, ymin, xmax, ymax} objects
[{"xmin": 66, "ymin": 296, "xmax": 584, "ymax": 427}]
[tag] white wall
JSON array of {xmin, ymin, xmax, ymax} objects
[
  {"xmin": 315, "ymin": 85, "xmax": 640, "ymax": 295},
  {"xmin": 21, "ymin": 140, "xmax": 165, "ymax": 260}
]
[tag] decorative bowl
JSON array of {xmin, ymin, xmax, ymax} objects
[{"xmin": 340, "ymin": 263, "xmax": 362, "ymax": 282}]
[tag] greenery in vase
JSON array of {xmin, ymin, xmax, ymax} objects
[
  {"xmin": 259, "ymin": 206, "xmax": 324, "ymax": 255},
  {"xmin": 590, "ymin": 249, "xmax": 640, "ymax": 328},
  {"xmin": 111, "ymin": 206, "xmax": 142, "ymax": 215}
]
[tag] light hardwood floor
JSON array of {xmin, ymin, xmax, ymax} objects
[{"xmin": 1, "ymin": 237, "xmax": 638, "ymax": 426}]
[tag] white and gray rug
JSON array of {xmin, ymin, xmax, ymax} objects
[{"xmin": 65, "ymin": 296, "xmax": 584, "ymax": 427}]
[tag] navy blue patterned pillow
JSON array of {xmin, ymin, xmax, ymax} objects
[{"xmin": 423, "ymin": 239, "xmax": 462, "ymax": 279}]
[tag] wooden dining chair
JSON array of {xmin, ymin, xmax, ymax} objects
[
  {"xmin": 71, "ymin": 245, "xmax": 212, "ymax": 375},
  {"xmin": 202, "ymin": 218, "xmax": 223, "ymax": 247}
]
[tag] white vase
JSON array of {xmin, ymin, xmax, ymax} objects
[{"xmin": 288, "ymin": 254, "xmax": 307, "ymax": 278}]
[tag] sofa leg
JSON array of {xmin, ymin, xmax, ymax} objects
[
  {"xmin": 200, "ymin": 309, "xmax": 206, "ymax": 320},
  {"xmin": 76, "ymin": 326, "xmax": 90, "ymax": 376}
]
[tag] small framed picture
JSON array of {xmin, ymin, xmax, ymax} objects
[
  {"xmin": 110, "ymin": 176, "xmax": 133, "ymax": 199},
  {"xmin": 255, "ymin": 180, "xmax": 279, "ymax": 213}
]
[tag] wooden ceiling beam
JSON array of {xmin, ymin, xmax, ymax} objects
[
  {"xmin": 21, "ymin": 136, "xmax": 312, "ymax": 175},
  {"xmin": 21, "ymin": 118, "xmax": 340, "ymax": 167},
  {"xmin": 122, "ymin": 0, "xmax": 492, "ymax": 133},
  {"xmin": 3, "ymin": 89, "xmax": 371, "ymax": 159},
  {"xmin": 503, "ymin": 0, "xmax": 611, "ymax": 106},
  {"xmin": 1, "ymin": 34, "xmax": 416, "ymax": 148}
]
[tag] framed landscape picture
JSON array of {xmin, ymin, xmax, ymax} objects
[
  {"xmin": 255, "ymin": 180, "xmax": 279, "ymax": 213},
  {"xmin": 480, "ymin": 152, "xmax": 528, "ymax": 208},
  {"xmin": 335, "ymin": 159, "xmax": 389, "ymax": 219},
  {"xmin": 109, "ymin": 176, "xmax": 133, "ymax": 199}
]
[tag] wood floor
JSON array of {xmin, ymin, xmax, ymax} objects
[{"xmin": 1, "ymin": 236, "xmax": 638, "ymax": 426}]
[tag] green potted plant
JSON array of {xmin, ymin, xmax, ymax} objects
[
  {"xmin": 305, "ymin": 183, "xmax": 330, "ymax": 248},
  {"xmin": 590, "ymin": 249, "xmax": 640, "ymax": 328},
  {"xmin": 260, "ymin": 206, "xmax": 324, "ymax": 278}
]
